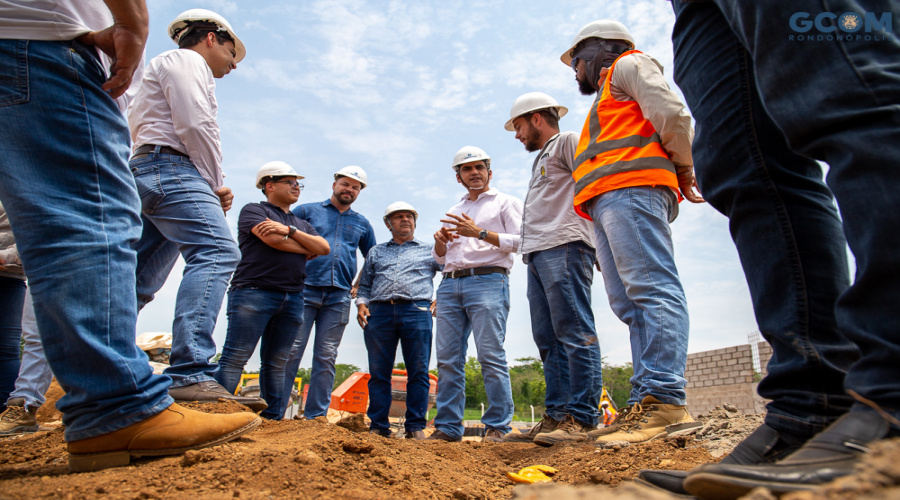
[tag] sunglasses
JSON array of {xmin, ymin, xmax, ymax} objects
[{"xmin": 275, "ymin": 180, "xmax": 304, "ymax": 190}]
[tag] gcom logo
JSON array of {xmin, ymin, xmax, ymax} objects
[{"xmin": 789, "ymin": 11, "xmax": 894, "ymax": 41}]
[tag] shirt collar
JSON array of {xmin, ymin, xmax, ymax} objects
[
  {"xmin": 386, "ymin": 238, "xmax": 423, "ymax": 247},
  {"xmin": 323, "ymin": 198, "xmax": 356, "ymax": 216},
  {"xmin": 261, "ymin": 201, "xmax": 290, "ymax": 213},
  {"xmin": 459, "ymin": 187, "xmax": 499, "ymax": 203}
]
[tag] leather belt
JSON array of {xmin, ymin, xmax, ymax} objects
[
  {"xmin": 373, "ymin": 299, "xmax": 412, "ymax": 305},
  {"xmin": 131, "ymin": 144, "xmax": 188, "ymax": 160},
  {"xmin": 443, "ymin": 266, "xmax": 509, "ymax": 279}
]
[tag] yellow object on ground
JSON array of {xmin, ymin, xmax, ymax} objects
[{"xmin": 506, "ymin": 465, "xmax": 558, "ymax": 484}]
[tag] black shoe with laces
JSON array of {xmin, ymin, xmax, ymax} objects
[
  {"xmin": 683, "ymin": 411, "xmax": 893, "ymax": 500},
  {"xmin": 636, "ymin": 423, "xmax": 803, "ymax": 495}
]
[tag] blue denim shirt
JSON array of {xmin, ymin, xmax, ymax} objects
[
  {"xmin": 356, "ymin": 239, "xmax": 442, "ymax": 305},
  {"xmin": 293, "ymin": 199, "xmax": 377, "ymax": 290}
]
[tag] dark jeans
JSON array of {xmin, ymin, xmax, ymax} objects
[
  {"xmin": 363, "ymin": 300, "xmax": 432, "ymax": 432},
  {"xmin": 214, "ymin": 288, "xmax": 305, "ymax": 420},
  {"xmin": 672, "ymin": 0, "xmax": 900, "ymax": 433},
  {"xmin": 0, "ymin": 276, "xmax": 26, "ymax": 411}
]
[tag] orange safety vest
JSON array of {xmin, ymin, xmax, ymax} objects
[{"xmin": 572, "ymin": 50, "xmax": 679, "ymax": 220}]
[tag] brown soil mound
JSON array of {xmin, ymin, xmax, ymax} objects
[{"xmin": 2, "ymin": 400, "xmax": 895, "ymax": 500}]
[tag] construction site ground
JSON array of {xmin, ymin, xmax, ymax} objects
[{"xmin": 1, "ymin": 383, "xmax": 898, "ymax": 499}]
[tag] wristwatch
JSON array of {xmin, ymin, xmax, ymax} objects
[
  {"xmin": 478, "ymin": 229, "xmax": 488, "ymax": 240},
  {"xmin": 288, "ymin": 225, "xmax": 298, "ymax": 237}
]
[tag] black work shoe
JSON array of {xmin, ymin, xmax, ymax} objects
[
  {"xmin": 636, "ymin": 423, "xmax": 802, "ymax": 495},
  {"xmin": 369, "ymin": 427, "xmax": 392, "ymax": 438},
  {"xmin": 482, "ymin": 429, "xmax": 505, "ymax": 443},
  {"xmin": 427, "ymin": 429, "xmax": 462, "ymax": 442},
  {"xmin": 168, "ymin": 381, "xmax": 268, "ymax": 412},
  {"xmin": 684, "ymin": 411, "xmax": 891, "ymax": 500},
  {"xmin": 405, "ymin": 430, "xmax": 426, "ymax": 439}
]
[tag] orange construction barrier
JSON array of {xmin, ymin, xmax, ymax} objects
[{"xmin": 329, "ymin": 372, "xmax": 371, "ymax": 413}]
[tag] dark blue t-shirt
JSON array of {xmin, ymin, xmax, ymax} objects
[{"xmin": 231, "ymin": 201, "xmax": 319, "ymax": 293}]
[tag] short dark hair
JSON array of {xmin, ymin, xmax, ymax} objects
[
  {"xmin": 260, "ymin": 175, "xmax": 289, "ymax": 195},
  {"xmin": 178, "ymin": 23, "xmax": 233, "ymax": 50},
  {"xmin": 523, "ymin": 109, "xmax": 559, "ymax": 130}
]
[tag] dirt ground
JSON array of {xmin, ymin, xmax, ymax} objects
[{"xmin": 1, "ymin": 387, "xmax": 898, "ymax": 500}]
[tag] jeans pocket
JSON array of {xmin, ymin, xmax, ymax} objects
[
  {"xmin": 131, "ymin": 167, "xmax": 166, "ymax": 214},
  {"xmin": 0, "ymin": 40, "xmax": 29, "ymax": 107}
]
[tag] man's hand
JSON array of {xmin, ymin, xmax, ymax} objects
[
  {"xmin": 430, "ymin": 299, "xmax": 437, "ymax": 317},
  {"xmin": 77, "ymin": 1, "xmax": 149, "ymax": 100},
  {"xmin": 675, "ymin": 164, "xmax": 704, "ymax": 204},
  {"xmin": 255, "ymin": 218, "xmax": 290, "ymax": 237},
  {"xmin": 439, "ymin": 213, "xmax": 481, "ymax": 238},
  {"xmin": 357, "ymin": 303, "xmax": 370, "ymax": 329},
  {"xmin": 434, "ymin": 227, "xmax": 459, "ymax": 245},
  {"xmin": 350, "ymin": 283, "xmax": 360, "ymax": 299},
  {"xmin": 215, "ymin": 186, "xmax": 234, "ymax": 212}
]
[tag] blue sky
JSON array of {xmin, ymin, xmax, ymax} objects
[{"xmin": 135, "ymin": 0, "xmax": 762, "ymax": 373}]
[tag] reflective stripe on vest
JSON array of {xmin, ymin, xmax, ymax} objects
[{"xmin": 573, "ymin": 50, "xmax": 678, "ymax": 219}]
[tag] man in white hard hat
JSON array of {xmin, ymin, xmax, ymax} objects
[
  {"xmin": 127, "ymin": 9, "xmax": 257, "ymax": 407},
  {"xmin": 214, "ymin": 162, "xmax": 329, "ymax": 420},
  {"xmin": 428, "ymin": 147, "xmax": 523, "ymax": 443},
  {"xmin": 0, "ymin": 0, "xmax": 259, "ymax": 472},
  {"xmin": 561, "ymin": 20, "xmax": 704, "ymax": 446},
  {"xmin": 502, "ymin": 92, "xmax": 601, "ymax": 446},
  {"xmin": 281, "ymin": 166, "xmax": 377, "ymax": 420},
  {"xmin": 356, "ymin": 202, "xmax": 441, "ymax": 439}
]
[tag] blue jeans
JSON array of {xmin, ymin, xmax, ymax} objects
[
  {"xmin": 0, "ymin": 277, "xmax": 26, "ymax": 410},
  {"xmin": 0, "ymin": 39, "xmax": 172, "ymax": 441},
  {"xmin": 672, "ymin": 0, "xmax": 900, "ymax": 431},
  {"xmin": 526, "ymin": 242, "xmax": 603, "ymax": 427},
  {"xmin": 363, "ymin": 300, "xmax": 432, "ymax": 433},
  {"xmin": 282, "ymin": 286, "xmax": 351, "ymax": 418},
  {"xmin": 9, "ymin": 287, "xmax": 54, "ymax": 410},
  {"xmin": 214, "ymin": 288, "xmax": 305, "ymax": 420},
  {"xmin": 132, "ymin": 154, "xmax": 240, "ymax": 388},
  {"xmin": 587, "ymin": 187, "xmax": 689, "ymax": 406},
  {"xmin": 434, "ymin": 273, "xmax": 514, "ymax": 438}
]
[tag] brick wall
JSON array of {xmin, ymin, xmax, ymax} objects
[{"xmin": 684, "ymin": 341, "xmax": 771, "ymax": 416}]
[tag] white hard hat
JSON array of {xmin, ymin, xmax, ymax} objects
[
  {"xmin": 561, "ymin": 20, "xmax": 634, "ymax": 66},
  {"xmin": 255, "ymin": 161, "xmax": 301, "ymax": 188},
  {"xmin": 168, "ymin": 9, "xmax": 246, "ymax": 63},
  {"xmin": 334, "ymin": 165, "xmax": 368, "ymax": 188},
  {"xmin": 451, "ymin": 146, "xmax": 491, "ymax": 171},
  {"xmin": 383, "ymin": 201, "xmax": 418, "ymax": 223},
  {"xmin": 505, "ymin": 92, "xmax": 569, "ymax": 131}
]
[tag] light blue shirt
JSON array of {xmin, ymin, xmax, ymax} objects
[
  {"xmin": 356, "ymin": 238, "xmax": 442, "ymax": 305},
  {"xmin": 293, "ymin": 199, "xmax": 377, "ymax": 290}
]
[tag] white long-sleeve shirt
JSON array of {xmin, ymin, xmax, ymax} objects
[
  {"xmin": 128, "ymin": 49, "xmax": 224, "ymax": 191},
  {"xmin": 432, "ymin": 188, "xmax": 523, "ymax": 273}
]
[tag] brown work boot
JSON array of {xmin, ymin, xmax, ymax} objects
[
  {"xmin": 501, "ymin": 415, "xmax": 561, "ymax": 443},
  {"xmin": 588, "ymin": 404, "xmax": 632, "ymax": 438},
  {"xmin": 0, "ymin": 398, "xmax": 40, "ymax": 436},
  {"xmin": 405, "ymin": 430, "xmax": 426, "ymax": 439},
  {"xmin": 67, "ymin": 403, "xmax": 260, "ymax": 472},
  {"xmin": 595, "ymin": 395, "xmax": 696, "ymax": 446},
  {"xmin": 168, "ymin": 381, "xmax": 267, "ymax": 412},
  {"xmin": 426, "ymin": 429, "xmax": 461, "ymax": 442},
  {"xmin": 482, "ymin": 429, "xmax": 504, "ymax": 443},
  {"xmin": 533, "ymin": 414, "xmax": 596, "ymax": 447}
]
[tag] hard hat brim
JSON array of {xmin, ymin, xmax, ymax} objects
[{"xmin": 504, "ymin": 105, "xmax": 568, "ymax": 131}]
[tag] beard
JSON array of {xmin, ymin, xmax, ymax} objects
[
  {"xmin": 522, "ymin": 123, "xmax": 542, "ymax": 152},
  {"xmin": 577, "ymin": 75, "xmax": 596, "ymax": 96}
]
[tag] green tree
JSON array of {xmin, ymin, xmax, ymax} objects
[
  {"xmin": 463, "ymin": 357, "xmax": 488, "ymax": 408},
  {"xmin": 333, "ymin": 363, "xmax": 362, "ymax": 389},
  {"xmin": 601, "ymin": 360, "xmax": 633, "ymax": 410},
  {"xmin": 509, "ymin": 357, "xmax": 546, "ymax": 411}
]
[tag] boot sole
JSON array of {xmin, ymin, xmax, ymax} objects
[
  {"xmin": 67, "ymin": 416, "xmax": 261, "ymax": 473},
  {"xmin": 684, "ymin": 472, "xmax": 816, "ymax": 500},
  {"xmin": 0, "ymin": 424, "xmax": 41, "ymax": 436},
  {"xmin": 172, "ymin": 397, "xmax": 268, "ymax": 413},
  {"xmin": 533, "ymin": 434, "xmax": 589, "ymax": 447}
]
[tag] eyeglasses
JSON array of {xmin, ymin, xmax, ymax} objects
[
  {"xmin": 275, "ymin": 180, "xmax": 304, "ymax": 190},
  {"xmin": 570, "ymin": 41, "xmax": 603, "ymax": 72}
]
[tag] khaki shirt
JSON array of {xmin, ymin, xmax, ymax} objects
[{"xmin": 520, "ymin": 131, "xmax": 595, "ymax": 255}]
